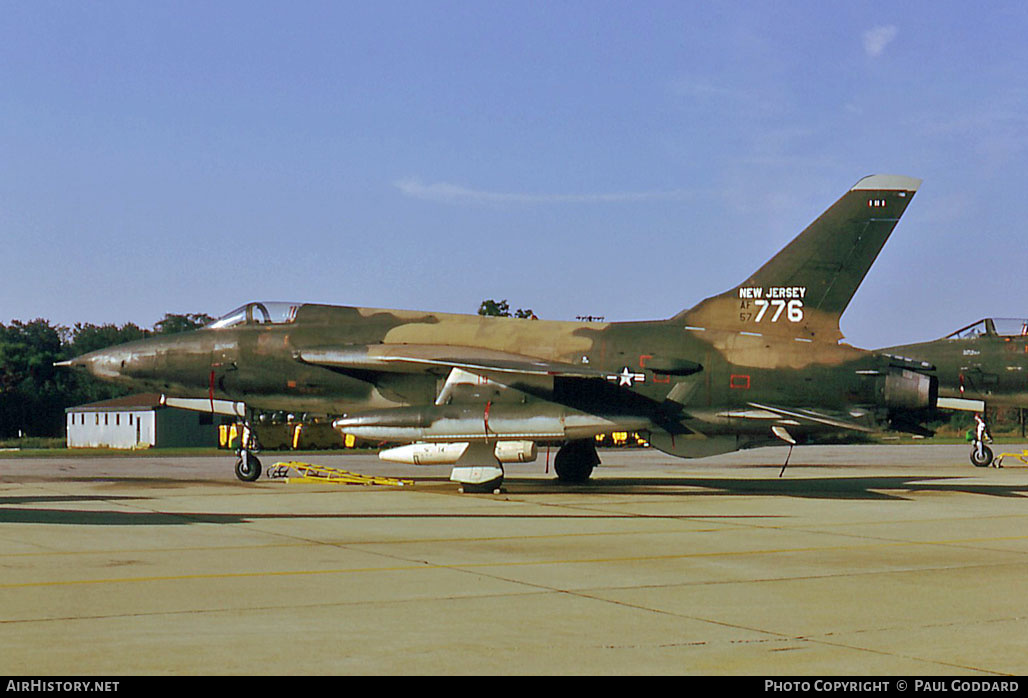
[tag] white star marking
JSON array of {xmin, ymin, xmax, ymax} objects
[{"xmin": 608, "ymin": 367, "xmax": 645, "ymax": 387}]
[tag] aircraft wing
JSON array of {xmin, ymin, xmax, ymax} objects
[{"xmin": 295, "ymin": 344, "xmax": 605, "ymax": 379}]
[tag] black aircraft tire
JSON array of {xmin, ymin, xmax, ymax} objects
[
  {"xmin": 235, "ymin": 453, "xmax": 263, "ymax": 481},
  {"xmin": 554, "ymin": 440, "xmax": 599, "ymax": 483},
  {"xmin": 970, "ymin": 445, "xmax": 993, "ymax": 468}
]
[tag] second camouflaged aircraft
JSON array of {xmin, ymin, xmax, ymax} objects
[
  {"xmin": 61, "ymin": 175, "xmax": 928, "ymax": 490},
  {"xmin": 881, "ymin": 318, "xmax": 1028, "ymax": 466}
]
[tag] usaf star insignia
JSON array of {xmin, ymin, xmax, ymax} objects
[{"xmin": 607, "ymin": 367, "xmax": 645, "ymax": 387}]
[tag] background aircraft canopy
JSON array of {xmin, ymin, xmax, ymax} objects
[{"xmin": 946, "ymin": 318, "xmax": 1028, "ymax": 339}]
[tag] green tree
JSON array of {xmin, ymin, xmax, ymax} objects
[
  {"xmin": 478, "ymin": 299, "xmax": 536, "ymax": 319},
  {"xmin": 155, "ymin": 313, "xmax": 215, "ymax": 334},
  {"xmin": 68, "ymin": 322, "xmax": 150, "ymax": 356},
  {"xmin": 0, "ymin": 319, "xmax": 67, "ymax": 438},
  {"xmin": 478, "ymin": 299, "xmax": 511, "ymax": 317}
]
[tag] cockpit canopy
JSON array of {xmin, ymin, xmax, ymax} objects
[
  {"xmin": 205, "ymin": 302, "xmax": 301, "ymax": 329},
  {"xmin": 946, "ymin": 318, "xmax": 1028, "ymax": 339}
]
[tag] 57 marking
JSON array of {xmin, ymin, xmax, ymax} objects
[{"xmin": 750, "ymin": 299, "xmax": 803, "ymax": 323}]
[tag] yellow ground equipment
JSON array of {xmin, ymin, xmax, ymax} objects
[
  {"xmin": 267, "ymin": 461, "xmax": 413, "ymax": 486},
  {"xmin": 220, "ymin": 423, "xmax": 291, "ymax": 450},
  {"xmin": 994, "ymin": 450, "xmax": 1028, "ymax": 468},
  {"xmin": 220, "ymin": 423, "xmax": 353, "ymax": 450},
  {"xmin": 593, "ymin": 431, "xmax": 650, "ymax": 447}
]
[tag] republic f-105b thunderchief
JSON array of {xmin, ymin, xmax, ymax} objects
[{"xmin": 60, "ymin": 175, "xmax": 930, "ymax": 490}]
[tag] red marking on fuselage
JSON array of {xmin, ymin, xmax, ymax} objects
[{"xmin": 730, "ymin": 374, "xmax": 751, "ymax": 389}]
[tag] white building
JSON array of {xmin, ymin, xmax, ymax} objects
[{"xmin": 65, "ymin": 393, "xmax": 222, "ymax": 449}]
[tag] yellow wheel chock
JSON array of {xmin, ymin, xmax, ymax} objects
[
  {"xmin": 993, "ymin": 450, "xmax": 1028, "ymax": 468},
  {"xmin": 268, "ymin": 461, "xmax": 413, "ymax": 487}
]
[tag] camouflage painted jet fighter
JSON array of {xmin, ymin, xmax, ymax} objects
[
  {"xmin": 881, "ymin": 318, "xmax": 1028, "ymax": 466},
  {"xmin": 60, "ymin": 174, "xmax": 929, "ymax": 490}
]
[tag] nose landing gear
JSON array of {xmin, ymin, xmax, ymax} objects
[
  {"xmin": 969, "ymin": 413, "xmax": 994, "ymax": 468},
  {"xmin": 235, "ymin": 449, "xmax": 263, "ymax": 481},
  {"xmin": 970, "ymin": 441, "xmax": 994, "ymax": 468},
  {"xmin": 234, "ymin": 420, "xmax": 263, "ymax": 481}
]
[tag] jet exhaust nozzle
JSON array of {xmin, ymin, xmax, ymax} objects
[{"xmin": 883, "ymin": 367, "xmax": 938, "ymax": 411}]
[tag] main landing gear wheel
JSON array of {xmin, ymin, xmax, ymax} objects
[
  {"xmin": 235, "ymin": 452, "xmax": 263, "ymax": 481},
  {"xmin": 970, "ymin": 445, "xmax": 994, "ymax": 468},
  {"xmin": 554, "ymin": 439, "xmax": 600, "ymax": 484}
]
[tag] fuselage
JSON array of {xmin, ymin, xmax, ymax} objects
[{"xmin": 68, "ymin": 301, "xmax": 904, "ymax": 442}]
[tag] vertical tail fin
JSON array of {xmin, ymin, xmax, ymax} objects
[{"xmin": 677, "ymin": 174, "xmax": 921, "ymax": 341}]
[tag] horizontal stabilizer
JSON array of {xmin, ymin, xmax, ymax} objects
[{"xmin": 744, "ymin": 402, "xmax": 875, "ymax": 432}]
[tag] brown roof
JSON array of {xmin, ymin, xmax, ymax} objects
[{"xmin": 66, "ymin": 393, "xmax": 165, "ymax": 412}]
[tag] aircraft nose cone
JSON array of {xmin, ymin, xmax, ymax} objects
[
  {"xmin": 58, "ymin": 349, "xmax": 123, "ymax": 379},
  {"xmin": 56, "ymin": 345, "xmax": 156, "ymax": 382},
  {"xmin": 53, "ymin": 354, "xmax": 107, "ymax": 375}
]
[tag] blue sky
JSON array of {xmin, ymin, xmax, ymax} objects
[{"xmin": 2, "ymin": 1, "xmax": 1026, "ymax": 348}]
